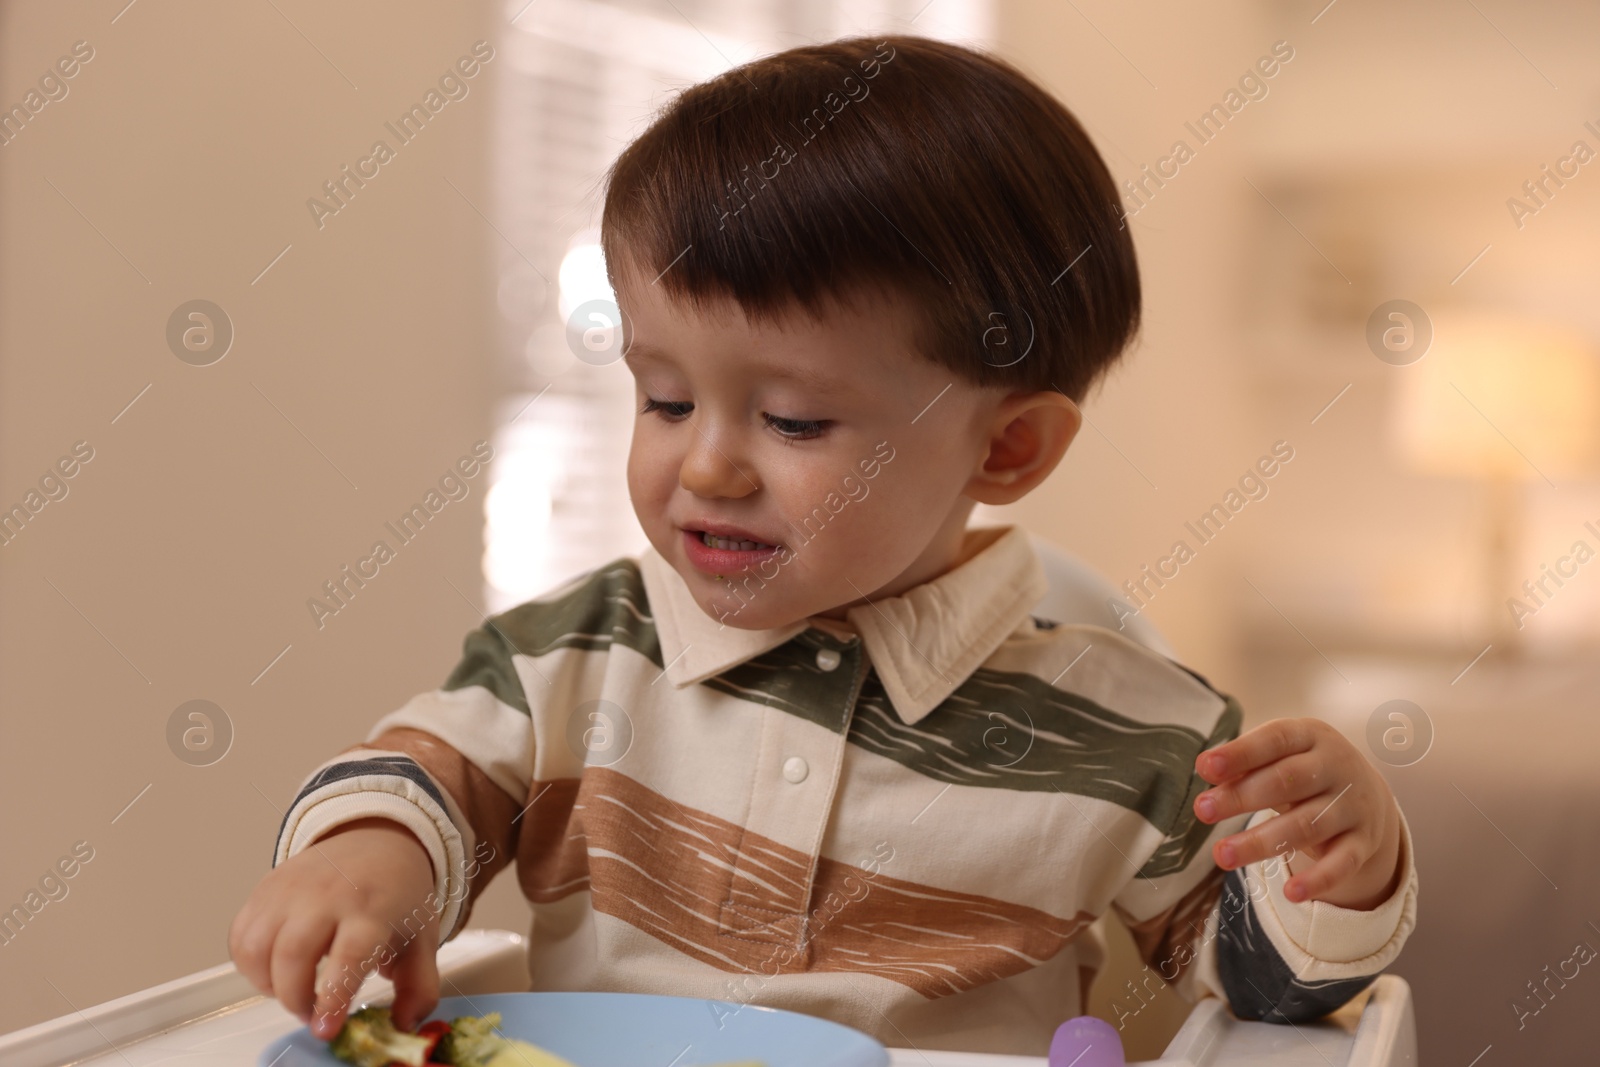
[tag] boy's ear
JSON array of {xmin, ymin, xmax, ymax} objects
[{"xmin": 964, "ymin": 389, "xmax": 1083, "ymax": 506}]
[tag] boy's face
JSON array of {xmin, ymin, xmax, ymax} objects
[{"xmin": 616, "ymin": 264, "xmax": 1004, "ymax": 631}]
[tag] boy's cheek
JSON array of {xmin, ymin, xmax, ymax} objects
[{"xmin": 625, "ymin": 451, "xmax": 673, "ymax": 517}]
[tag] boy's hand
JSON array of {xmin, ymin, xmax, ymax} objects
[
  {"xmin": 1193, "ymin": 717, "xmax": 1403, "ymax": 911},
  {"xmin": 228, "ymin": 817, "xmax": 441, "ymax": 1039}
]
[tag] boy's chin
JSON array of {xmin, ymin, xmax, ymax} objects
[
  {"xmin": 690, "ymin": 584, "xmax": 810, "ymax": 632},
  {"xmin": 697, "ymin": 594, "xmax": 794, "ymax": 631}
]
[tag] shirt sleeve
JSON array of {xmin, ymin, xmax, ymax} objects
[
  {"xmin": 1208, "ymin": 801, "xmax": 1418, "ymax": 1021},
  {"xmin": 272, "ymin": 620, "xmax": 533, "ymax": 942},
  {"xmin": 1109, "ymin": 697, "xmax": 1419, "ymax": 1024}
]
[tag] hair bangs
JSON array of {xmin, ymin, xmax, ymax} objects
[{"xmin": 600, "ymin": 35, "xmax": 1140, "ymax": 400}]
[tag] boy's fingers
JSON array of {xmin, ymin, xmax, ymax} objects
[
  {"xmin": 1197, "ymin": 718, "xmax": 1317, "ymax": 784},
  {"xmin": 228, "ymin": 909, "xmax": 277, "ymax": 996},
  {"xmin": 311, "ymin": 999, "xmax": 356, "ymax": 1042},
  {"xmin": 311, "ymin": 919, "xmax": 389, "ymax": 1038},
  {"xmin": 1283, "ymin": 831, "xmax": 1366, "ymax": 903},
  {"xmin": 1196, "ymin": 752, "xmax": 1330, "ymax": 822},
  {"xmin": 387, "ymin": 924, "xmax": 441, "ymax": 1032},
  {"xmin": 1214, "ymin": 794, "xmax": 1352, "ymax": 871},
  {"xmin": 270, "ymin": 915, "xmax": 337, "ymax": 1023}
]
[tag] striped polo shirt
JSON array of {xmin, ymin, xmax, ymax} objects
[{"xmin": 274, "ymin": 523, "xmax": 1418, "ymax": 1055}]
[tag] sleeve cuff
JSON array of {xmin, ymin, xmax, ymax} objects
[
  {"xmin": 1241, "ymin": 801, "xmax": 1418, "ymax": 978},
  {"xmin": 273, "ymin": 749, "xmax": 476, "ymax": 940}
]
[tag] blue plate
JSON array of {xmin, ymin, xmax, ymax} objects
[{"xmin": 259, "ymin": 992, "xmax": 889, "ymax": 1067}]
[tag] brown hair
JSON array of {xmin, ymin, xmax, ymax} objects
[{"xmin": 600, "ymin": 35, "xmax": 1139, "ymax": 401}]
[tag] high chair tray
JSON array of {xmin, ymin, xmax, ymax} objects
[{"xmin": 0, "ymin": 929, "xmax": 1415, "ymax": 1066}]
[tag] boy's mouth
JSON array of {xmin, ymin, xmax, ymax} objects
[
  {"xmin": 681, "ymin": 525, "xmax": 784, "ymax": 576},
  {"xmin": 696, "ymin": 529, "xmax": 777, "ymax": 551}
]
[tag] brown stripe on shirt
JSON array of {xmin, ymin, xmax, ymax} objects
[{"xmin": 516, "ymin": 766, "xmax": 1097, "ymax": 997}]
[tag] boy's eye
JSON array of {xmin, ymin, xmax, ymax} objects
[
  {"xmin": 640, "ymin": 397, "xmax": 692, "ymax": 420},
  {"xmin": 640, "ymin": 398, "xmax": 828, "ymax": 441},
  {"xmin": 764, "ymin": 413, "xmax": 829, "ymax": 440}
]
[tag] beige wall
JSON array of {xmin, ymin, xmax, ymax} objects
[
  {"xmin": 989, "ymin": 0, "xmax": 1600, "ymax": 698},
  {"xmin": 0, "ymin": 0, "xmax": 504, "ymax": 1035}
]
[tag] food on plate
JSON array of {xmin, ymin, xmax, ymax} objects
[
  {"xmin": 327, "ymin": 1006, "xmax": 436, "ymax": 1067},
  {"xmin": 327, "ymin": 1007, "xmax": 763, "ymax": 1067},
  {"xmin": 430, "ymin": 1012, "xmax": 573, "ymax": 1067}
]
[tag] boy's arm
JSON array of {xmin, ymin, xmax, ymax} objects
[
  {"xmin": 1205, "ymin": 802, "xmax": 1417, "ymax": 1021},
  {"xmin": 273, "ymin": 622, "xmax": 533, "ymax": 941},
  {"xmin": 1109, "ymin": 702, "xmax": 1419, "ymax": 1024}
]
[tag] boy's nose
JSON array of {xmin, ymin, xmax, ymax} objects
[{"xmin": 678, "ymin": 427, "xmax": 760, "ymax": 499}]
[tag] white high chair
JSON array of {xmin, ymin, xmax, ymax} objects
[{"xmin": 1026, "ymin": 531, "xmax": 1174, "ymax": 657}]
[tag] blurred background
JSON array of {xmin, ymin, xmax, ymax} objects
[{"xmin": 3, "ymin": 0, "xmax": 1598, "ymax": 1061}]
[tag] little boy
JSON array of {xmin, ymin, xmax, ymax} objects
[{"xmin": 230, "ymin": 35, "xmax": 1416, "ymax": 1056}]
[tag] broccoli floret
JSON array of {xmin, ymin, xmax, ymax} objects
[
  {"xmin": 432, "ymin": 1012, "xmax": 507, "ymax": 1067},
  {"xmin": 328, "ymin": 1006, "xmax": 433, "ymax": 1067}
]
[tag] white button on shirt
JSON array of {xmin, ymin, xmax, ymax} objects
[
  {"xmin": 815, "ymin": 648, "xmax": 841, "ymax": 671},
  {"xmin": 782, "ymin": 756, "xmax": 809, "ymax": 783}
]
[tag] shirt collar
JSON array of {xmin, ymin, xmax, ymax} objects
[{"xmin": 637, "ymin": 523, "xmax": 1049, "ymax": 726}]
